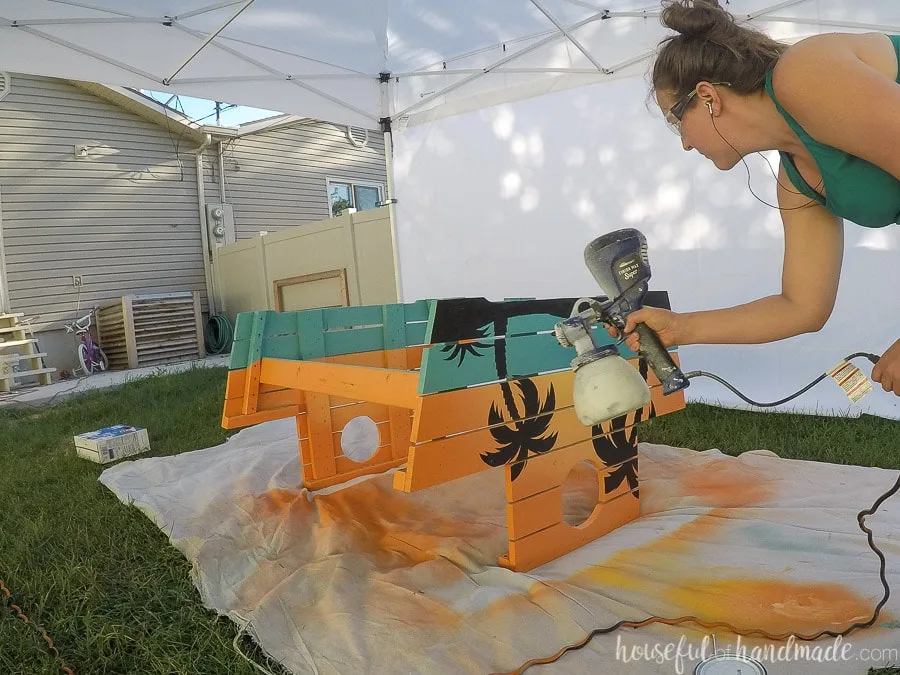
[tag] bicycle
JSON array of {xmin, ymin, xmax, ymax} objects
[{"xmin": 64, "ymin": 308, "xmax": 109, "ymax": 376}]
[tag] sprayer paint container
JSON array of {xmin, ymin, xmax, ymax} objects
[
  {"xmin": 571, "ymin": 345, "xmax": 652, "ymax": 426},
  {"xmin": 693, "ymin": 653, "xmax": 768, "ymax": 675}
]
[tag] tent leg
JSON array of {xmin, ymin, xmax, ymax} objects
[{"xmin": 383, "ymin": 129, "xmax": 404, "ymax": 303}]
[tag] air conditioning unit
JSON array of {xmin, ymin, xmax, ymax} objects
[
  {"xmin": 205, "ymin": 203, "xmax": 235, "ymax": 248},
  {"xmin": 0, "ymin": 72, "xmax": 10, "ymax": 103}
]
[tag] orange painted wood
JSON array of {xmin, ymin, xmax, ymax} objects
[
  {"xmin": 410, "ymin": 370, "xmax": 574, "ymax": 442},
  {"xmin": 506, "ymin": 486, "xmax": 563, "ymax": 540},
  {"xmin": 411, "ymin": 355, "xmax": 683, "ymax": 442},
  {"xmin": 333, "ymin": 445, "xmax": 396, "ymax": 475},
  {"xmin": 303, "ymin": 457, "xmax": 407, "ymax": 491},
  {"xmin": 394, "ymin": 380, "xmax": 680, "ymax": 493},
  {"xmin": 500, "ymin": 489, "xmax": 640, "ymax": 571},
  {"xmin": 225, "ymin": 369, "xmax": 286, "ymax": 400},
  {"xmin": 305, "ymin": 392, "xmax": 337, "ymax": 481},
  {"xmin": 507, "ymin": 466, "xmax": 638, "ymax": 541},
  {"xmin": 259, "ymin": 358, "xmax": 420, "ymax": 409},
  {"xmin": 298, "ymin": 421, "xmax": 393, "ymax": 466},
  {"xmin": 324, "ymin": 346, "xmax": 424, "ymax": 370},
  {"xmin": 223, "ymin": 389, "xmax": 302, "ymax": 418},
  {"xmin": 396, "ymin": 402, "xmax": 584, "ymax": 492},
  {"xmin": 330, "ymin": 402, "xmax": 390, "ymax": 428},
  {"xmin": 221, "ymin": 406, "xmax": 301, "ymax": 430},
  {"xmin": 506, "ymin": 415, "xmax": 644, "ymax": 503},
  {"xmin": 385, "ymin": 346, "xmax": 414, "ymax": 461},
  {"xmin": 390, "ymin": 409, "xmax": 414, "ymax": 462},
  {"xmin": 242, "ymin": 360, "xmax": 262, "ymax": 415},
  {"xmin": 298, "ymin": 416, "xmax": 315, "ymax": 485}
]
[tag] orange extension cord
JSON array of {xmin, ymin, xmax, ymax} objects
[
  {"xmin": 0, "ymin": 578, "xmax": 75, "ymax": 675},
  {"xmin": 497, "ymin": 469, "xmax": 899, "ymax": 674}
]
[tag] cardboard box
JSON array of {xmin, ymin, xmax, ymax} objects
[{"xmin": 74, "ymin": 425, "xmax": 150, "ymax": 464}]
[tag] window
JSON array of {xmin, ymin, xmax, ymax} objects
[{"xmin": 327, "ymin": 179, "xmax": 384, "ymax": 217}]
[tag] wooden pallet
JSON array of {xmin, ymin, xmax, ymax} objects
[
  {"xmin": 96, "ymin": 292, "xmax": 206, "ymax": 370},
  {"xmin": 0, "ymin": 313, "xmax": 55, "ymax": 391},
  {"xmin": 221, "ymin": 294, "xmax": 686, "ymax": 572}
]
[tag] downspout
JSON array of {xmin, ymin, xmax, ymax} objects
[
  {"xmin": 379, "ymin": 72, "xmax": 404, "ymax": 302},
  {"xmin": 194, "ymin": 133, "xmax": 217, "ymax": 316},
  {"xmin": 0, "ymin": 181, "xmax": 10, "ymax": 313},
  {"xmin": 217, "ymin": 140, "xmax": 226, "ymax": 202}
]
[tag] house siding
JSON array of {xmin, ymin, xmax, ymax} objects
[
  {"xmin": 0, "ymin": 74, "xmax": 208, "ymax": 327},
  {"xmin": 205, "ymin": 121, "xmax": 387, "ymax": 239}
]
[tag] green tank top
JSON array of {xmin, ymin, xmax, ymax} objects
[{"xmin": 763, "ymin": 34, "xmax": 900, "ymax": 228}]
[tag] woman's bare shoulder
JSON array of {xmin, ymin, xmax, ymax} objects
[{"xmin": 775, "ymin": 32, "xmax": 897, "ymax": 85}]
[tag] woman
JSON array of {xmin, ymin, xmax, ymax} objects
[{"xmin": 617, "ymin": 0, "xmax": 900, "ymax": 396}]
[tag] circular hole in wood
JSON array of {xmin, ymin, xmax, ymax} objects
[
  {"xmin": 340, "ymin": 416, "xmax": 380, "ymax": 463},
  {"xmin": 561, "ymin": 460, "xmax": 600, "ymax": 527}
]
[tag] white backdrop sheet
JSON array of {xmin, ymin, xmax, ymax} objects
[{"xmin": 391, "ymin": 75, "xmax": 900, "ymax": 420}]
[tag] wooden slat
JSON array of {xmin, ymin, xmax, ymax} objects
[
  {"xmin": 0, "ymin": 339, "xmax": 38, "ymax": 348},
  {"xmin": 259, "ymin": 358, "xmax": 420, "ymax": 409},
  {"xmin": 394, "ymin": 399, "xmax": 646, "ymax": 493},
  {"xmin": 225, "ymin": 369, "xmax": 289, "ymax": 400},
  {"xmin": 242, "ymin": 312, "xmax": 267, "ymax": 415},
  {"xmin": 223, "ymin": 388, "xmax": 303, "ymax": 418},
  {"xmin": 222, "ymin": 406, "xmax": 300, "ymax": 429},
  {"xmin": 136, "ymin": 344, "xmax": 201, "ymax": 358},
  {"xmin": 506, "ymin": 464, "xmax": 639, "ymax": 541},
  {"xmin": 501, "ymin": 489, "xmax": 639, "ymax": 572},
  {"xmin": 0, "ymin": 352, "xmax": 47, "ymax": 363},
  {"xmin": 411, "ymin": 355, "xmax": 683, "ymax": 441},
  {"xmin": 306, "ymin": 393, "xmax": 336, "ymax": 480},
  {"xmin": 302, "ymin": 456, "xmax": 406, "ymax": 491},
  {"xmin": 329, "ymin": 401, "xmax": 389, "ymax": 428},
  {"xmin": 320, "ymin": 304, "xmax": 385, "ymax": 330},
  {"xmin": 298, "ymin": 423, "xmax": 393, "ymax": 466},
  {"xmin": 0, "ymin": 367, "xmax": 56, "ymax": 382},
  {"xmin": 385, "ymin": 304, "xmax": 414, "ymax": 461},
  {"xmin": 136, "ymin": 338, "xmax": 201, "ymax": 352},
  {"xmin": 418, "ymin": 327, "xmax": 649, "ymax": 395}
]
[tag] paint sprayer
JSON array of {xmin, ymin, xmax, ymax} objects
[
  {"xmin": 554, "ymin": 227, "xmax": 884, "ymax": 426},
  {"xmin": 554, "ymin": 228, "xmax": 690, "ymax": 426}
]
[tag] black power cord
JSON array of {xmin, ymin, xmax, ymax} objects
[
  {"xmin": 502, "ymin": 352, "xmax": 895, "ymax": 674},
  {"xmin": 685, "ymin": 352, "xmax": 882, "ymax": 408}
]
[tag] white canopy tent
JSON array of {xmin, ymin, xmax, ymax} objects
[{"xmin": 1, "ymin": 0, "xmax": 898, "ymax": 419}]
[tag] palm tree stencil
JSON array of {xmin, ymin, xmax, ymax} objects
[
  {"xmin": 477, "ymin": 314, "xmax": 559, "ymax": 480},
  {"xmin": 590, "ymin": 357, "xmax": 656, "ymax": 498},
  {"xmin": 439, "ymin": 326, "xmax": 492, "ymax": 366},
  {"xmin": 429, "ymin": 297, "xmax": 668, "ymax": 482}
]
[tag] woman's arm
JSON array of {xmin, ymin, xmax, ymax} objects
[{"xmin": 619, "ymin": 163, "xmax": 844, "ymax": 349}]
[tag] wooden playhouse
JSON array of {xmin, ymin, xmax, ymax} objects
[{"xmin": 221, "ymin": 294, "xmax": 685, "ymax": 572}]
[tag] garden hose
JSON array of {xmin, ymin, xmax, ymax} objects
[
  {"xmin": 505, "ymin": 352, "xmax": 895, "ymax": 674},
  {"xmin": 204, "ymin": 314, "xmax": 234, "ymax": 355}
]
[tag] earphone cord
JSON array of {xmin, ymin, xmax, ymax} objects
[{"xmin": 708, "ymin": 107, "xmax": 823, "ymax": 212}]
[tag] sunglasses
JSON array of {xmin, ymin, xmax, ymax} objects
[{"xmin": 665, "ymin": 82, "xmax": 731, "ymax": 135}]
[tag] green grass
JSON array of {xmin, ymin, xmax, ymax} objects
[
  {"xmin": 0, "ymin": 366, "xmax": 290, "ymax": 675},
  {"xmin": 0, "ymin": 367, "xmax": 897, "ymax": 675}
]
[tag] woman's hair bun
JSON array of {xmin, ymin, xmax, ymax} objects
[{"xmin": 660, "ymin": 0, "xmax": 736, "ymax": 40}]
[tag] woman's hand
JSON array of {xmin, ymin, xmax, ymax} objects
[
  {"xmin": 872, "ymin": 338, "xmax": 900, "ymax": 396},
  {"xmin": 605, "ymin": 307, "xmax": 687, "ymax": 353}
]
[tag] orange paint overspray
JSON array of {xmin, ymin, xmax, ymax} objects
[
  {"xmin": 231, "ymin": 469, "xmax": 509, "ymax": 617},
  {"xmin": 533, "ymin": 455, "xmax": 886, "ymax": 643},
  {"xmin": 679, "ymin": 457, "xmax": 776, "ymax": 508}
]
